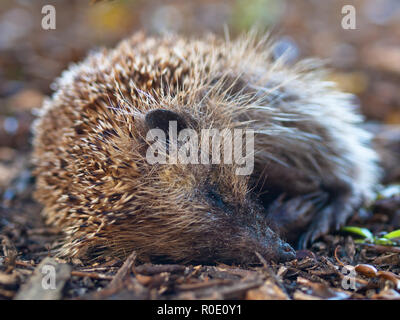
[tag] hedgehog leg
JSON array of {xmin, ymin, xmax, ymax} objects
[
  {"xmin": 298, "ymin": 191, "xmax": 361, "ymax": 249},
  {"xmin": 266, "ymin": 192, "xmax": 328, "ymax": 244},
  {"xmin": 266, "ymin": 190, "xmax": 360, "ymax": 249}
]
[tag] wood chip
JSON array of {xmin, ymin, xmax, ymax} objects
[
  {"xmin": 214, "ymin": 279, "xmax": 264, "ymax": 299},
  {"xmin": 0, "ymin": 272, "xmax": 18, "ymax": 286},
  {"xmin": 246, "ymin": 279, "xmax": 290, "ymax": 300},
  {"xmin": 293, "ymin": 290, "xmax": 322, "ymax": 300}
]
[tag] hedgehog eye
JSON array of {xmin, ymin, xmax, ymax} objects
[{"xmin": 206, "ymin": 188, "xmax": 229, "ymax": 211}]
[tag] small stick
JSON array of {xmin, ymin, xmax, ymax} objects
[
  {"xmin": 107, "ymin": 251, "xmax": 136, "ymax": 289},
  {"xmin": 78, "ymin": 267, "xmax": 119, "ymax": 273},
  {"xmin": 134, "ymin": 264, "xmax": 186, "ymax": 275},
  {"xmin": 177, "ymin": 279, "xmax": 232, "ymax": 291},
  {"xmin": 71, "ymin": 271, "xmax": 113, "ymax": 281},
  {"xmin": 14, "ymin": 260, "xmax": 36, "ymax": 269},
  {"xmin": 91, "ymin": 251, "xmax": 139, "ymax": 299},
  {"xmin": 334, "ymin": 245, "xmax": 345, "ymax": 267}
]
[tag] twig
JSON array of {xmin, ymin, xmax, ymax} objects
[
  {"xmin": 134, "ymin": 264, "xmax": 186, "ymax": 275},
  {"xmin": 14, "ymin": 260, "xmax": 36, "ymax": 269},
  {"xmin": 177, "ymin": 279, "xmax": 232, "ymax": 291},
  {"xmin": 1, "ymin": 237, "xmax": 18, "ymax": 272},
  {"xmin": 90, "ymin": 251, "xmax": 149, "ymax": 299},
  {"xmin": 334, "ymin": 245, "xmax": 345, "ymax": 267},
  {"xmin": 71, "ymin": 271, "xmax": 113, "ymax": 281},
  {"xmin": 108, "ymin": 251, "xmax": 137, "ymax": 289}
]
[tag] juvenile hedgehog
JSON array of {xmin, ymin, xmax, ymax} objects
[{"xmin": 33, "ymin": 33, "xmax": 380, "ymax": 264}]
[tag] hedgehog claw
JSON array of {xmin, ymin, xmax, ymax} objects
[
  {"xmin": 267, "ymin": 193, "xmax": 328, "ymax": 245},
  {"xmin": 298, "ymin": 196, "xmax": 357, "ymax": 249},
  {"xmin": 297, "ymin": 211, "xmax": 330, "ymax": 250}
]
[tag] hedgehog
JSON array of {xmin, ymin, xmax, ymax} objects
[{"xmin": 32, "ymin": 32, "xmax": 380, "ymax": 265}]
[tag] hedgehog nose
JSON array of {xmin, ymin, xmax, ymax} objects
[{"xmin": 279, "ymin": 243, "xmax": 296, "ymax": 262}]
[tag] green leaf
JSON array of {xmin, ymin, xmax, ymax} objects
[
  {"xmin": 377, "ymin": 185, "xmax": 400, "ymax": 200},
  {"xmin": 341, "ymin": 226, "xmax": 374, "ymax": 239},
  {"xmin": 383, "ymin": 229, "xmax": 400, "ymax": 240},
  {"xmin": 374, "ymin": 238, "xmax": 395, "ymax": 246}
]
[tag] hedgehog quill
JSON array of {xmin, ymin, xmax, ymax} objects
[{"xmin": 32, "ymin": 32, "xmax": 380, "ymax": 264}]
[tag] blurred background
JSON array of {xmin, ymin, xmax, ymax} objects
[{"xmin": 0, "ymin": 0, "xmax": 399, "ymax": 194}]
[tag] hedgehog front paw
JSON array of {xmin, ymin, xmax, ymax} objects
[
  {"xmin": 266, "ymin": 192, "xmax": 327, "ymax": 243},
  {"xmin": 298, "ymin": 193, "xmax": 359, "ymax": 249}
]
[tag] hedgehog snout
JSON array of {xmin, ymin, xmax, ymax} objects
[
  {"xmin": 257, "ymin": 229, "xmax": 296, "ymax": 263},
  {"xmin": 275, "ymin": 239, "xmax": 296, "ymax": 262}
]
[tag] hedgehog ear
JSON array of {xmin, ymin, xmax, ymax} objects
[{"xmin": 145, "ymin": 109, "xmax": 188, "ymax": 133}]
